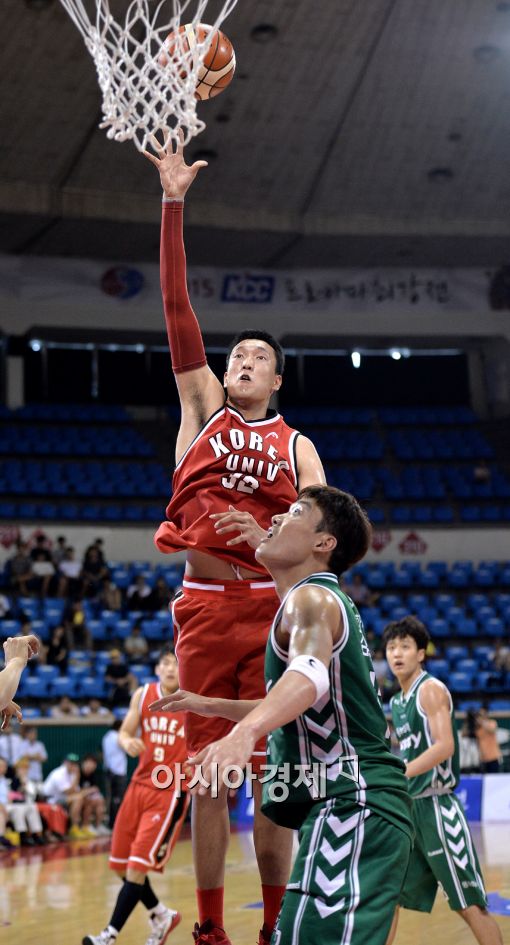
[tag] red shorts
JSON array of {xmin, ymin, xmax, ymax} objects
[
  {"xmin": 109, "ymin": 779, "xmax": 190, "ymax": 875},
  {"xmin": 172, "ymin": 578, "xmax": 279, "ymax": 765}
]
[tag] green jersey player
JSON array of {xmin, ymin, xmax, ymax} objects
[
  {"xmin": 383, "ymin": 615, "xmax": 503, "ymax": 945},
  {"xmin": 153, "ymin": 486, "xmax": 414, "ymax": 945}
]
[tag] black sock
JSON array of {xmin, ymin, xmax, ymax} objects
[
  {"xmin": 139, "ymin": 877, "xmax": 160, "ymax": 912},
  {"xmin": 109, "ymin": 880, "xmax": 144, "ymax": 932}
]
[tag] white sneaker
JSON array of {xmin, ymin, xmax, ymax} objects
[
  {"xmin": 95, "ymin": 824, "xmax": 112, "ymax": 836},
  {"xmin": 82, "ymin": 931, "xmax": 117, "ymax": 945},
  {"xmin": 145, "ymin": 909, "xmax": 181, "ymax": 945}
]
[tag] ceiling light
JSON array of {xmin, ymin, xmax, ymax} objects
[
  {"xmin": 351, "ymin": 351, "xmax": 361, "ymax": 369},
  {"xmin": 390, "ymin": 349, "xmax": 402, "ymax": 361},
  {"xmin": 30, "ymin": 339, "xmax": 42, "ymax": 352}
]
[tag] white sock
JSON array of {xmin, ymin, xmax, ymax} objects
[
  {"xmin": 106, "ymin": 925, "xmax": 118, "ymax": 938},
  {"xmin": 150, "ymin": 902, "xmax": 167, "ymax": 917}
]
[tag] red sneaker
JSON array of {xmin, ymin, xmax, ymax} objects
[
  {"xmin": 257, "ymin": 923, "xmax": 272, "ymax": 945},
  {"xmin": 192, "ymin": 919, "xmax": 232, "ymax": 945}
]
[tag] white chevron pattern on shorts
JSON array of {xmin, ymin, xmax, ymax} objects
[
  {"xmin": 452, "ymin": 853, "xmax": 469, "ymax": 870},
  {"xmin": 444, "ymin": 820, "xmax": 462, "ymax": 838},
  {"xmin": 315, "ymin": 897, "xmax": 346, "ymax": 919},
  {"xmin": 315, "ymin": 864, "xmax": 346, "ymax": 896},
  {"xmin": 306, "ymin": 713, "xmax": 336, "ymax": 739},
  {"xmin": 311, "ymin": 741, "xmax": 345, "ymax": 764},
  {"xmin": 440, "ymin": 804, "xmax": 457, "ymax": 821},
  {"xmin": 447, "ymin": 838, "xmax": 466, "ymax": 857},
  {"xmin": 320, "ymin": 837, "xmax": 353, "ymax": 867},
  {"xmin": 328, "ymin": 811, "xmax": 362, "ymax": 839}
]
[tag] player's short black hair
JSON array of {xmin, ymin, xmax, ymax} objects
[
  {"xmin": 382, "ymin": 615, "xmax": 430, "ymax": 654},
  {"xmin": 226, "ymin": 330, "xmax": 285, "ymax": 375},
  {"xmin": 299, "ymin": 485, "xmax": 372, "ymax": 577},
  {"xmin": 157, "ymin": 644, "xmax": 176, "ymax": 662}
]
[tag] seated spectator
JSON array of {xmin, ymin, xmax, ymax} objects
[
  {"xmin": 85, "ymin": 538, "xmax": 106, "ymax": 568},
  {"xmin": 63, "ymin": 600, "xmax": 93, "ymax": 651},
  {"xmin": 123, "ymin": 622, "xmax": 149, "ymax": 662},
  {"xmin": 101, "ymin": 719, "xmax": 128, "ymax": 828},
  {"xmin": 7, "ymin": 541, "xmax": 33, "ymax": 597},
  {"xmin": 50, "ymin": 695, "xmax": 80, "ymax": 719},
  {"xmin": 45, "ymin": 625, "xmax": 69, "ymax": 675},
  {"xmin": 29, "ymin": 533, "xmax": 53, "ymax": 564},
  {"xmin": 342, "ymin": 573, "xmax": 373, "ymax": 606},
  {"xmin": 8, "ymin": 757, "xmax": 46, "ymax": 845},
  {"xmin": 126, "ymin": 574, "xmax": 152, "ymax": 610},
  {"xmin": 98, "ymin": 578, "xmax": 122, "ymax": 613},
  {"xmin": 489, "ymin": 640, "xmax": 510, "ymax": 674},
  {"xmin": 80, "ymin": 698, "xmax": 112, "ymax": 720},
  {"xmin": 79, "ymin": 754, "xmax": 109, "ymax": 835},
  {"xmin": 104, "ymin": 650, "xmax": 137, "ymax": 707},
  {"xmin": 19, "ymin": 725, "xmax": 47, "ymax": 784},
  {"xmin": 474, "ymin": 707, "xmax": 503, "ymax": 774},
  {"xmin": 30, "ymin": 550, "xmax": 55, "ymax": 598},
  {"xmin": 473, "ymin": 459, "xmax": 491, "ymax": 484},
  {"xmin": 57, "ymin": 547, "xmax": 83, "ymax": 599},
  {"xmin": 41, "ymin": 753, "xmax": 89, "ymax": 839},
  {"xmin": 146, "ymin": 576, "xmax": 173, "ymax": 613},
  {"xmin": 81, "ymin": 546, "xmax": 109, "ymax": 599},
  {"xmin": 0, "ymin": 758, "xmax": 15, "ymax": 847},
  {"xmin": 52, "ymin": 535, "xmax": 68, "ymax": 567}
]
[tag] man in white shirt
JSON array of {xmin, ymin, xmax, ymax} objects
[
  {"xmin": 20, "ymin": 725, "xmax": 48, "ymax": 783},
  {"xmin": 42, "ymin": 753, "xmax": 89, "ymax": 839},
  {"xmin": 102, "ymin": 720, "xmax": 128, "ymax": 828},
  {"xmin": 0, "ymin": 723, "xmax": 25, "ymax": 772}
]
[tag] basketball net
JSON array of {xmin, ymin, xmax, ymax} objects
[{"xmin": 57, "ymin": 0, "xmax": 238, "ymax": 150}]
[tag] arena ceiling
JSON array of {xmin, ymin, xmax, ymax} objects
[{"xmin": 2, "ymin": 0, "xmax": 510, "ymax": 267}]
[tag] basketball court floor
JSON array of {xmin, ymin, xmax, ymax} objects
[{"xmin": 1, "ymin": 823, "xmax": 509, "ymax": 944}]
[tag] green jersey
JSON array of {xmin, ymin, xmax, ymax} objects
[
  {"xmin": 390, "ymin": 670, "xmax": 460, "ymax": 798},
  {"xmin": 261, "ymin": 572, "xmax": 412, "ymax": 838}
]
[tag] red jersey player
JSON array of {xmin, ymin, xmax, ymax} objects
[
  {"xmin": 83, "ymin": 648, "xmax": 189, "ymax": 945},
  {"xmin": 144, "ymin": 132, "xmax": 325, "ymax": 945}
]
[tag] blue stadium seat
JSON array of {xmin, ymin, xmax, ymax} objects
[
  {"xmin": 446, "ymin": 645, "xmax": 469, "ymax": 663},
  {"xmin": 435, "ymin": 594, "xmax": 456, "ymax": 612},
  {"xmin": 141, "ymin": 620, "xmax": 166, "ymax": 641},
  {"xmin": 80, "ymin": 676, "xmax": 107, "ymax": 699},
  {"xmin": 51, "ymin": 676, "xmax": 79, "ymax": 698},
  {"xmin": 113, "ymin": 707, "xmax": 128, "ymax": 720},
  {"xmin": 407, "ymin": 594, "xmax": 429, "ymax": 612},
  {"xmin": 449, "ymin": 672, "xmax": 473, "ymax": 693},
  {"xmin": 429, "ymin": 618, "xmax": 449, "ymax": 639},
  {"xmin": 0, "ymin": 619, "xmax": 21, "ymax": 638},
  {"xmin": 456, "ymin": 659, "xmax": 479, "ymax": 675},
  {"xmin": 488, "ymin": 700, "xmax": 510, "ymax": 711},
  {"xmin": 458, "ymin": 700, "xmax": 482, "ymax": 712},
  {"xmin": 22, "ymin": 676, "xmax": 50, "ymax": 698},
  {"xmin": 418, "ymin": 571, "xmax": 440, "ymax": 588},
  {"xmin": 427, "ymin": 658, "xmax": 449, "ymax": 679},
  {"xmin": 88, "ymin": 619, "xmax": 108, "ymax": 641},
  {"xmin": 36, "ymin": 665, "xmax": 60, "ymax": 682},
  {"xmin": 455, "ymin": 617, "xmax": 477, "ymax": 637},
  {"xmin": 483, "ymin": 618, "xmax": 504, "ymax": 638}
]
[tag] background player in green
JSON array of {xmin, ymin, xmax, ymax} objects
[
  {"xmin": 383, "ymin": 615, "xmax": 503, "ymax": 945},
  {"xmin": 152, "ymin": 485, "xmax": 414, "ymax": 944}
]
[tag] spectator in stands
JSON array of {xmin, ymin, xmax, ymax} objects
[
  {"xmin": 80, "ymin": 698, "xmax": 112, "ymax": 720},
  {"xmin": 20, "ymin": 725, "xmax": 47, "ymax": 784},
  {"xmin": 372, "ymin": 648, "xmax": 389, "ymax": 684},
  {"xmin": 123, "ymin": 622, "xmax": 149, "ymax": 662},
  {"xmin": 85, "ymin": 538, "xmax": 107, "ymax": 568},
  {"xmin": 63, "ymin": 600, "xmax": 93, "ymax": 651},
  {"xmin": 7, "ymin": 541, "xmax": 33, "ymax": 597},
  {"xmin": 80, "ymin": 754, "xmax": 109, "ymax": 835},
  {"xmin": 45, "ymin": 624, "xmax": 69, "ymax": 675},
  {"xmin": 52, "ymin": 535, "xmax": 68, "ymax": 567},
  {"xmin": 0, "ymin": 593, "xmax": 12, "ymax": 619},
  {"xmin": 8, "ymin": 757, "xmax": 46, "ymax": 845},
  {"xmin": 104, "ymin": 650, "xmax": 137, "ymax": 708},
  {"xmin": 101, "ymin": 719, "xmax": 128, "ymax": 828},
  {"xmin": 342, "ymin": 572, "xmax": 373, "ymax": 606},
  {"xmin": 81, "ymin": 546, "xmax": 109, "ymax": 599},
  {"xmin": 472, "ymin": 459, "xmax": 491, "ymax": 484},
  {"xmin": 489, "ymin": 640, "xmax": 510, "ymax": 674},
  {"xmin": 146, "ymin": 576, "xmax": 173, "ymax": 613},
  {"xmin": 98, "ymin": 577, "xmax": 122, "ymax": 613},
  {"xmin": 29, "ymin": 534, "xmax": 53, "ymax": 564},
  {"xmin": 0, "ymin": 758, "xmax": 15, "ymax": 848},
  {"xmin": 473, "ymin": 708, "xmax": 502, "ymax": 774},
  {"xmin": 0, "ymin": 721, "xmax": 25, "ymax": 774},
  {"xmin": 126, "ymin": 574, "xmax": 152, "ymax": 610},
  {"xmin": 57, "ymin": 547, "xmax": 83, "ymax": 599},
  {"xmin": 30, "ymin": 550, "xmax": 56, "ymax": 599},
  {"xmin": 50, "ymin": 695, "xmax": 80, "ymax": 719},
  {"xmin": 41, "ymin": 753, "xmax": 90, "ymax": 839}
]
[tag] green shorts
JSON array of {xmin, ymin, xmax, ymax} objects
[
  {"xmin": 400, "ymin": 793, "xmax": 487, "ymax": 913},
  {"xmin": 272, "ymin": 799, "xmax": 411, "ymax": 945}
]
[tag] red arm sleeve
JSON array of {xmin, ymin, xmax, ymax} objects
[{"xmin": 161, "ymin": 199, "xmax": 207, "ymax": 374}]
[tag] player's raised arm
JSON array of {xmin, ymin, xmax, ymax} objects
[
  {"xmin": 296, "ymin": 435, "xmax": 327, "ymax": 488},
  {"xmin": 144, "ymin": 131, "xmax": 225, "ymax": 462},
  {"xmin": 118, "ymin": 687, "xmax": 146, "ymax": 757},
  {"xmin": 404, "ymin": 680, "xmax": 455, "ymax": 779}
]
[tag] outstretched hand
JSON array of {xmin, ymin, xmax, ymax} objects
[
  {"xmin": 210, "ymin": 505, "xmax": 267, "ymax": 549},
  {"xmin": 149, "ymin": 689, "xmax": 214, "ymax": 717},
  {"xmin": 1, "ymin": 700, "xmax": 22, "ymax": 731},
  {"xmin": 143, "ymin": 128, "xmax": 208, "ymax": 199}
]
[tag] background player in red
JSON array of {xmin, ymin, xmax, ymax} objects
[
  {"xmin": 83, "ymin": 648, "xmax": 189, "ymax": 945},
  {"xmin": 143, "ymin": 133, "xmax": 325, "ymax": 945}
]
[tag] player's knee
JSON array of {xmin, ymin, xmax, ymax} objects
[{"xmin": 126, "ymin": 866, "xmax": 146, "ymax": 884}]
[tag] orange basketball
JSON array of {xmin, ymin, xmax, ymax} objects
[{"xmin": 160, "ymin": 23, "xmax": 236, "ymax": 100}]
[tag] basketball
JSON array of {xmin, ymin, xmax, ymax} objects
[{"xmin": 160, "ymin": 23, "xmax": 236, "ymax": 100}]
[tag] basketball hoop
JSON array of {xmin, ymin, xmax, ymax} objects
[{"xmin": 57, "ymin": 0, "xmax": 239, "ymax": 150}]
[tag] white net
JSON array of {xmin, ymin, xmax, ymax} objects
[{"xmin": 57, "ymin": 0, "xmax": 239, "ymax": 150}]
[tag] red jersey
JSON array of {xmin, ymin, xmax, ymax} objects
[
  {"xmin": 131, "ymin": 682, "xmax": 187, "ymax": 788},
  {"xmin": 154, "ymin": 405, "xmax": 300, "ymax": 574}
]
